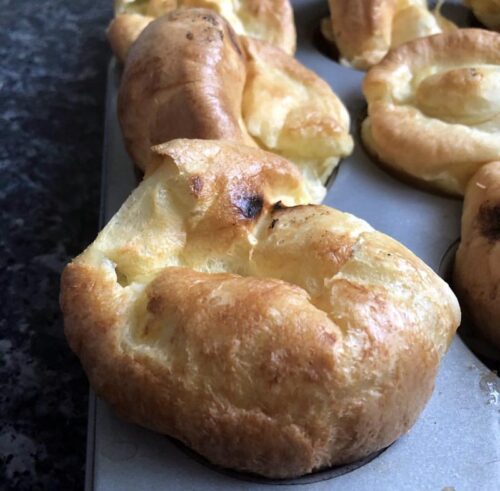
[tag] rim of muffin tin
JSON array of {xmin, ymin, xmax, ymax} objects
[{"xmin": 168, "ymin": 437, "xmax": 389, "ymax": 485}]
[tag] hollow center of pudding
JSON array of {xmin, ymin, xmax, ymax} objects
[
  {"xmin": 416, "ymin": 66, "xmax": 500, "ymax": 124},
  {"xmin": 241, "ymin": 41, "xmax": 353, "ymax": 200}
]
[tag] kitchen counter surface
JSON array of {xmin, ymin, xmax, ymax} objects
[{"xmin": 0, "ymin": 1, "xmax": 112, "ymax": 489}]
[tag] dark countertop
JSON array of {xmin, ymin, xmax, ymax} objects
[{"xmin": 0, "ymin": 1, "xmax": 112, "ymax": 489}]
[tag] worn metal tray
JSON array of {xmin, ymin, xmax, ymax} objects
[{"xmin": 86, "ymin": 1, "xmax": 500, "ymax": 489}]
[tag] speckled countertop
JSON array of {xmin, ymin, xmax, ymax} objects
[{"xmin": 0, "ymin": 1, "xmax": 112, "ymax": 489}]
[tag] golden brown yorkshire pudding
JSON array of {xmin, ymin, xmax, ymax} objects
[
  {"xmin": 110, "ymin": 0, "xmax": 296, "ymax": 57},
  {"xmin": 454, "ymin": 161, "xmax": 500, "ymax": 349},
  {"xmin": 362, "ymin": 29, "xmax": 500, "ymax": 196},
  {"xmin": 466, "ymin": 0, "xmax": 500, "ymax": 30},
  {"xmin": 117, "ymin": 9, "xmax": 254, "ymax": 175},
  {"xmin": 322, "ymin": 0, "xmax": 455, "ymax": 70},
  {"xmin": 61, "ymin": 138, "xmax": 460, "ymax": 478},
  {"xmin": 118, "ymin": 9, "xmax": 353, "ymax": 202}
]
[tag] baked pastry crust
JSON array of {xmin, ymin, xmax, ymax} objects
[
  {"xmin": 117, "ymin": 9, "xmax": 253, "ymax": 173},
  {"xmin": 466, "ymin": 0, "xmax": 500, "ymax": 30},
  {"xmin": 61, "ymin": 138, "xmax": 460, "ymax": 478},
  {"xmin": 323, "ymin": 0, "xmax": 455, "ymax": 70},
  {"xmin": 111, "ymin": 0, "xmax": 296, "ymax": 56},
  {"xmin": 362, "ymin": 28, "xmax": 500, "ymax": 195},
  {"xmin": 117, "ymin": 9, "xmax": 353, "ymax": 202},
  {"xmin": 454, "ymin": 161, "xmax": 500, "ymax": 349},
  {"xmin": 107, "ymin": 13, "xmax": 153, "ymax": 62}
]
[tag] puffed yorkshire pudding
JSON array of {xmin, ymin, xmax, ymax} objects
[
  {"xmin": 454, "ymin": 161, "xmax": 500, "ymax": 349},
  {"xmin": 117, "ymin": 9, "xmax": 353, "ymax": 202},
  {"xmin": 322, "ymin": 0, "xmax": 455, "ymax": 70},
  {"xmin": 466, "ymin": 0, "xmax": 500, "ymax": 30},
  {"xmin": 61, "ymin": 138, "xmax": 460, "ymax": 478},
  {"xmin": 109, "ymin": 0, "xmax": 296, "ymax": 58},
  {"xmin": 362, "ymin": 29, "xmax": 500, "ymax": 196}
]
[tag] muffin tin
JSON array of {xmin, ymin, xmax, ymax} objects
[{"xmin": 86, "ymin": 1, "xmax": 500, "ymax": 489}]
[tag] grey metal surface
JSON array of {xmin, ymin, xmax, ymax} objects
[{"xmin": 89, "ymin": 1, "xmax": 500, "ymax": 489}]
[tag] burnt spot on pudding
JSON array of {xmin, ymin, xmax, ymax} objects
[
  {"xmin": 478, "ymin": 202, "xmax": 500, "ymax": 241},
  {"xmin": 202, "ymin": 14, "xmax": 219, "ymax": 27},
  {"xmin": 234, "ymin": 194, "xmax": 264, "ymax": 219}
]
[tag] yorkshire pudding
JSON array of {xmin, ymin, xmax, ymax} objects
[
  {"xmin": 322, "ymin": 0, "xmax": 455, "ymax": 70},
  {"xmin": 117, "ymin": 9, "xmax": 353, "ymax": 202},
  {"xmin": 362, "ymin": 29, "xmax": 500, "ymax": 195},
  {"xmin": 61, "ymin": 138, "xmax": 460, "ymax": 478},
  {"xmin": 109, "ymin": 0, "xmax": 296, "ymax": 58},
  {"xmin": 454, "ymin": 161, "xmax": 500, "ymax": 349},
  {"xmin": 466, "ymin": 0, "xmax": 500, "ymax": 30}
]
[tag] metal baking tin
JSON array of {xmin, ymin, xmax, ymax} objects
[{"xmin": 86, "ymin": 1, "xmax": 500, "ymax": 489}]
